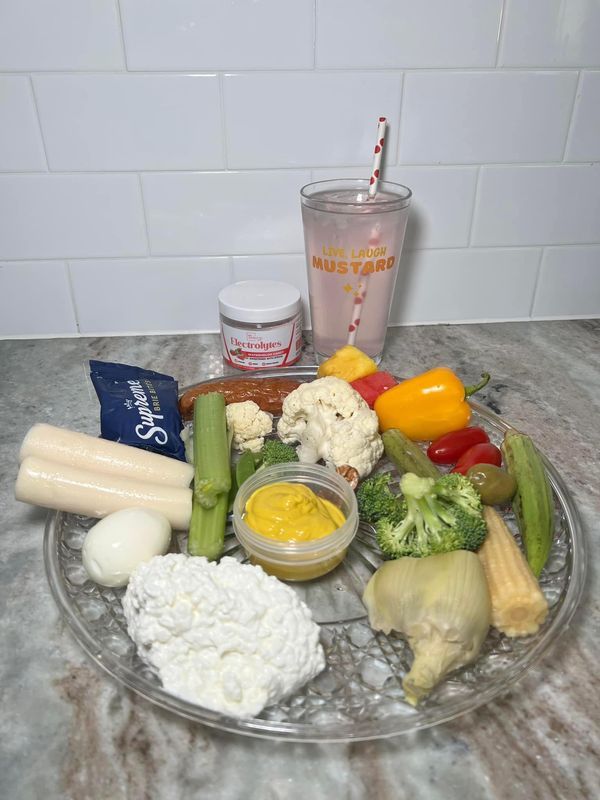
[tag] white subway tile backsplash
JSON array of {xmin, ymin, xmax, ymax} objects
[
  {"xmin": 565, "ymin": 72, "xmax": 600, "ymax": 162},
  {"xmin": 472, "ymin": 166, "xmax": 600, "ymax": 247},
  {"xmin": 312, "ymin": 166, "xmax": 477, "ymax": 250},
  {"xmin": 0, "ymin": 261, "xmax": 77, "ymax": 336},
  {"xmin": 399, "ymin": 71, "xmax": 577, "ymax": 165},
  {"xmin": 231, "ymin": 254, "xmax": 311, "ymax": 324},
  {"xmin": 0, "ymin": 0, "xmax": 124, "ymax": 71},
  {"xmin": 316, "ymin": 0, "xmax": 502, "ymax": 69},
  {"xmin": 532, "ymin": 247, "xmax": 600, "ymax": 318},
  {"xmin": 142, "ymin": 171, "xmax": 310, "ymax": 256},
  {"xmin": 385, "ymin": 167, "xmax": 477, "ymax": 250},
  {"xmin": 32, "ymin": 75, "xmax": 223, "ymax": 172},
  {"xmin": 390, "ymin": 248, "xmax": 541, "ymax": 325},
  {"xmin": 0, "ymin": 175, "xmax": 147, "ymax": 259},
  {"xmin": 120, "ymin": 0, "xmax": 314, "ymax": 71},
  {"xmin": 0, "ymin": 0, "xmax": 599, "ymax": 337},
  {"xmin": 0, "ymin": 77, "xmax": 46, "ymax": 171},
  {"xmin": 500, "ymin": 0, "xmax": 600, "ymax": 67},
  {"xmin": 69, "ymin": 257, "xmax": 232, "ymax": 333},
  {"xmin": 223, "ymin": 73, "xmax": 402, "ymax": 169}
]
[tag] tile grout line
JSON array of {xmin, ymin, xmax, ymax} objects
[
  {"xmin": 28, "ymin": 75, "xmax": 51, "ymax": 171},
  {"xmin": 2, "ymin": 313, "xmax": 598, "ymax": 342},
  {"xmin": 561, "ymin": 70, "xmax": 582, "ymax": 162},
  {"xmin": 3, "ymin": 67, "xmax": 599, "ymax": 76},
  {"xmin": 64, "ymin": 260, "xmax": 82, "ymax": 333},
  {"xmin": 467, "ymin": 166, "xmax": 482, "ymax": 246},
  {"xmin": 137, "ymin": 173, "xmax": 152, "ymax": 255},
  {"xmin": 114, "ymin": 0, "xmax": 129, "ymax": 71},
  {"xmin": 217, "ymin": 72, "xmax": 230, "ymax": 170},
  {"xmin": 394, "ymin": 73, "xmax": 404, "ymax": 166},
  {"xmin": 495, "ymin": 0, "xmax": 508, "ymax": 68},
  {"xmin": 312, "ymin": 0, "xmax": 318, "ymax": 69},
  {"xmin": 0, "ymin": 161, "xmax": 594, "ymax": 177},
  {"xmin": 3, "ymin": 245, "xmax": 596, "ymax": 266},
  {"xmin": 529, "ymin": 247, "xmax": 546, "ymax": 318}
]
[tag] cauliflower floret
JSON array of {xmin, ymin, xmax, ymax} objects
[
  {"xmin": 276, "ymin": 376, "xmax": 383, "ymax": 478},
  {"xmin": 226, "ymin": 400, "xmax": 273, "ymax": 453}
]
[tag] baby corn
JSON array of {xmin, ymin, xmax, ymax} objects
[{"xmin": 478, "ymin": 506, "xmax": 548, "ymax": 637}]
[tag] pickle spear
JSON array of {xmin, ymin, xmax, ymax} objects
[{"xmin": 382, "ymin": 429, "xmax": 440, "ymax": 480}]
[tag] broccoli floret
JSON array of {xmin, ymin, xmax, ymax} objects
[
  {"xmin": 375, "ymin": 471, "xmax": 487, "ymax": 559},
  {"xmin": 433, "ymin": 472, "xmax": 482, "ymax": 516},
  {"xmin": 449, "ymin": 508, "xmax": 488, "ymax": 552},
  {"xmin": 356, "ymin": 472, "xmax": 403, "ymax": 523},
  {"xmin": 260, "ymin": 439, "xmax": 299, "ymax": 467}
]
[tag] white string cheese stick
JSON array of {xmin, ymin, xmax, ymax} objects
[
  {"xmin": 15, "ymin": 456, "xmax": 192, "ymax": 530},
  {"xmin": 19, "ymin": 424, "xmax": 193, "ymax": 488}
]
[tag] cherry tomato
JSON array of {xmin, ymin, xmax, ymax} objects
[
  {"xmin": 451, "ymin": 442, "xmax": 502, "ymax": 474},
  {"xmin": 427, "ymin": 426, "xmax": 490, "ymax": 465}
]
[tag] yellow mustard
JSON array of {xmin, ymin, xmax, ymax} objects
[{"xmin": 244, "ymin": 482, "xmax": 345, "ymax": 543}]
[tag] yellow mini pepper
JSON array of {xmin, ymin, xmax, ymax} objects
[{"xmin": 374, "ymin": 367, "xmax": 490, "ymax": 441}]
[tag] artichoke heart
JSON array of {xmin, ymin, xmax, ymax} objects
[{"xmin": 363, "ymin": 550, "xmax": 491, "ymax": 705}]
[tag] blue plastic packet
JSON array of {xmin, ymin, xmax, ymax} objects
[{"xmin": 89, "ymin": 360, "xmax": 187, "ymax": 462}]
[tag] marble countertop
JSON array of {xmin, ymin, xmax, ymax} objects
[{"xmin": 1, "ymin": 321, "xmax": 598, "ymax": 800}]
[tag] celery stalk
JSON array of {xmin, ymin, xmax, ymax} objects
[
  {"xmin": 235, "ymin": 451, "xmax": 256, "ymax": 489},
  {"xmin": 193, "ymin": 393, "xmax": 231, "ymax": 509},
  {"xmin": 188, "ymin": 391, "xmax": 231, "ymax": 559},
  {"xmin": 227, "ymin": 466, "xmax": 238, "ymax": 513},
  {"xmin": 188, "ymin": 491, "xmax": 228, "ymax": 560}
]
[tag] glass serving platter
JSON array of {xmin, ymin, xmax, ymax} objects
[{"xmin": 44, "ymin": 366, "xmax": 586, "ymax": 742}]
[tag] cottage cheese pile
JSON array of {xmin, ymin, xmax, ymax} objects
[{"xmin": 123, "ymin": 554, "xmax": 325, "ymax": 718}]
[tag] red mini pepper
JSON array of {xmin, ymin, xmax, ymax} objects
[
  {"xmin": 427, "ymin": 426, "xmax": 490, "ymax": 465},
  {"xmin": 351, "ymin": 371, "xmax": 397, "ymax": 408},
  {"xmin": 451, "ymin": 442, "xmax": 502, "ymax": 474}
]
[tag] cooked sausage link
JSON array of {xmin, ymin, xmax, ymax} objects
[{"xmin": 179, "ymin": 378, "xmax": 301, "ymax": 419}]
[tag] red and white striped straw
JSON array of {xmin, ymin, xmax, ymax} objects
[
  {"xmin": 347, "ymin": 117, "xmax": 387, "ymax": 346},
  {"xmin": 368, "ymin": 116, "xmax": 387, "ymax": 198}
]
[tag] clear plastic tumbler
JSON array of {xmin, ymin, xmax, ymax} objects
[{"xmin": 301, "ymin": 179, "xmax": 411, "ymax": 363}]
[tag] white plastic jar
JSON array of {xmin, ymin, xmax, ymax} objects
[{"xmin": 218, "ymin": 280, "xmax": 303, "ymax": 370}]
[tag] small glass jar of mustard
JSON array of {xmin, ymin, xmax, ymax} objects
[{"xmin": 232, "ymin": 463, "xmax": 358, "ymax": 581}]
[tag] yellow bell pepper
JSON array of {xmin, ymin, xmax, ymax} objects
[
  {"xmin": 374, "ymin": 367, "xmax": 490, "ymax": 441},
  {"xmin": 317, "ymin": 345, "xmax": 378, "ymax": 383}
]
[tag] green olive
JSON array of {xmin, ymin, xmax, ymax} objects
[{"xmin": 467, "ymin": 463, "xmax": 517, "ymax": 506}]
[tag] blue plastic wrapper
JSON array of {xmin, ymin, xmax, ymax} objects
[{"xmin": 89, "ymin": 360, "xmax": 187, "ymax": 462}]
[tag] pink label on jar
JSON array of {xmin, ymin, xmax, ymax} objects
[{"xmin": 220, "ymin": 316, "xmax": 302, "ymax": 370}]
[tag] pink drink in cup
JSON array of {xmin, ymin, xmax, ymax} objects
[{"xmin": 301, "ymin": 179, "xmax": 411, "ymax": 363}]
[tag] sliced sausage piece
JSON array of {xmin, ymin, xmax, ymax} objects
[{"xmin": 179, "ymin": 378, "xmax": 301, "ymax": 419}]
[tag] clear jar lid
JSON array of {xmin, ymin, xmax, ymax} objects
[{"xmin": 218, "ymin": 280, "xmax": 301, "ymax": 324}]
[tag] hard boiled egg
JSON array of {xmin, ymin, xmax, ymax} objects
[{"xmin": 82, "ymin": 507, "xmax": 171, "ymax": 587}]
